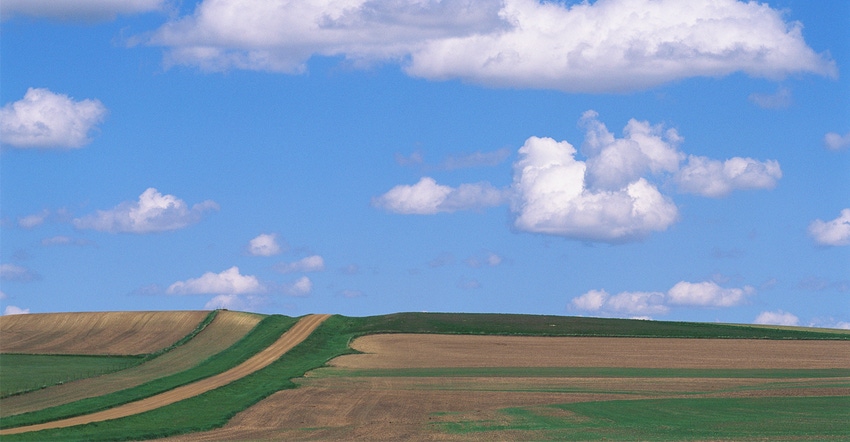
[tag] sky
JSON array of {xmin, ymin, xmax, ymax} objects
[{"xmin": 1, "ymin": 0, "xmax": 848, "ymax": 327}]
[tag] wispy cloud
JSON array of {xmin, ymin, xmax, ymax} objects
[
  {"xmin": 73, "ymin": 188, "xmax": 218, "ymax": 234},
  {"xmin": 824, "ymin": 132, "xmax": 850, "ymax": 151},
  {"xmin": 1, "ymin": 0, "xmax": 166, "ymax": 22},
  {"xmin": 372, "ymin": 177, "xmax": 506, "ymax": 215},
  {"xmin": 748, "ymin": 87, "xmax": 792, "ymax": 109},
  {"xmin": 0, "ymin": 264, "xmax": 40, "ymax": 282},
  {"xmin": 274, "ymin": 255, "xmax": 325, "ymax": 274}
]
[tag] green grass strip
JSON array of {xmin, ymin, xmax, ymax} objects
[
  {"xmin": 342, "ymin": 313, "xmax": 850, "ymax": 340},
  {"xmin": 437, "ymin": 396, "xmax": 850, "ymax": 440},
  {"xmin": 313, "ymin": 366, "xmax": 850, "ymax": 379},
  {"xmin": 0, "ymin": 314, "xmax": 296, "ymax": 430},
  {"xmin": 0, "ymin": 355, "xmax": 145, "ymax": 398}
]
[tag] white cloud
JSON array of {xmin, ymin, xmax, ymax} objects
[
  {"xmin": 808, "ymin": 209, "xmax": 850, "ymax": 246},
  {"xmin": 18, "ymin": 210, "xmax": 49, "ymax": 229},
  {"xmin": 465, "ymin": 252, "xmax": 503, "ymax": 268},
  {"xmin": 748, "ymin": 87, "xmax": 792, "ymax": 109},
  {"xmin": 572, "ymin": 281, "xmax": 753, "ymax": 316},
  {"xmin": 0, "ymin": 264, "xmax": 39, "ymax": 282},
  {"xmin": 511, "ymin": 135, "xmax": 678, "ymax": 242},
  {"xmin": 283, "ymin": 276, "xmax": 313, "ymax": 297},
  {"xmin": 248, "ymin": 233, "xmax": 284, "ymax": 256},
  {"xmin": 274, "ymin": 255, "xmax": 325, "ymax": 274},
  {"xmin": 675, "ymin": 156, "xmax": 782, "ymax": 198},
  {"xmin": 73, "ymin": 188, "xmax": 218, "ymax": 234},
  {"xmin": 824, "ymin": 132, "xmax": 850, "ymax": 151},
  {"xmin": 754, "ymin": 310, "xmax": 799, "ymax": 326},
  {"xmin": 1, "ymin": 0, "xmax": 165, "ymax": 21},
  {"xmin": 0, "ymin": 88, "xmax": 107, "ymax": 149},
  {"xmin": 373, "ymin": 177, "xmax": 505, "ymax": 214},
  {"xmin": 148, "ymin": 0, "xmax": 835, "ymax": 93},
  {"xmin": 3, "ymin": 305, "xmax": 30, "ymax": 316},
  {"xmin": 667, "ymin": 281, "xmax": 754, "ymax": 307},
  {"xmin": 457, "ymin": 277, "xmax": 482, "ymax": 290},
  {"xmin": 167, "ymin": 266, "xmax": 264, "ymax": 295}
]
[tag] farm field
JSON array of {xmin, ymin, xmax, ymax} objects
[
  {"xmin": 0, "ymin": 310, "xmax": 262, "ymax": 417},
  {"xmin": 0, "ymin": 312, "xmax": 848, "ymax": 441}
]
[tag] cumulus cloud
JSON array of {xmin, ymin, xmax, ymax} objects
[
  {"xmin": 147, "ymin": 0, "xmax": 834, "ymax": 93},
  {"xmin": 0, "ymin": 264, "xmax": 40, "ymax": 282},
  {"xmin": 511, "ymin": 136, "xmax": 678, "ymax": 242},
  {"xmin": 808, "ymin": 209, "xmax": 850, "ymax": 246},
  {"xmin": 73, "ymin": 188, "xmax": 218, "ymax": 234},
  {"xmin": 1, "ymin": 88, "xmax": 107, "ymax": 149},
  {"xmin": 754, "ymin": 310, "xmax": 800, "ymax": 326},
  {"xmin": 675, "ymin": 156, "xmax": 782, "ymax": 198},
  {"xmin": 3, "ymin": 305, "xmax": 30, "ymax": 316},
  {"xmin": 748, "ymin": 87, "xmax": 792, "ymax": 109},
  {"xmin": 283, "ymin": 276, "xmax": 313, "ymax": 296},
  {"xmin": 1, "ymin": 0, "xmax": 166, "ymax": 21},
  {"xmin": 572, "ymin": 281, "xmax": 754, "ymax": 316},
  {"xmin": 824, "ymin": 132, "xmax": 850, "ymax": 151},
  {"xmin": 372, "ymin": 177, "xmax": 505, "ymax": 214},
  {"xmin": 167, "ymin": 266, "xmax": 264, "ymax": 295},
  {"xmin": 378, "ymin": 111, "xmax": 780, "ymax": 242},
  {"xmin": 274, "ymin": 255, "xmax": 325, "ymax": 274},
  {"xmin": 248, "ymin": 233, "xmax": 284, "ymax": 256}
]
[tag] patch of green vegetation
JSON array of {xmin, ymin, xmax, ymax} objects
[
  {"xmin": 342, "ymin": 312, "xmax": 850, "ymax": 339},
  {"xmin": 0, "ymin": 314, "xmax": 297, "ymax": 430},
  {"xmin": 313, "ymin": 366, "xmax": 850, "ymax": 379},
  {"xmin": 0, "ymin": 355, "xmax": 145, "ymax": 398},
  {"xmin": 437, "ymin": 396, "xmax": 850, "ymax": 440}
]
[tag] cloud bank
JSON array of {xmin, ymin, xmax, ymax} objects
[
  {"xmin": 148, "ymin": 0, "xmax": 835, "ymax": 92},
  {"xmin": 571, "ymin": 281, "xmax": 755, "ymax": 317},
  {"xmin": 73, "ymin": 188, "xmax": 219, "ymax": 234},
  {"xmin": 376, "ymin": 112, "xmax": 781, "ymax": 243},
  {"xmin": 1, "ymin": 88, "xmax": 107, "ymax": 149}
]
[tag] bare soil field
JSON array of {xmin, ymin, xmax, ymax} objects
[
  {"xmin": 0, "ymin": 310, "xmax": 263, "ymax": 417},
  {"xmin": 165, "ymin": 334, "xmax": 850, "ymax": 441},
  {"xmin": 0, "ymin": 314, "xmax": 330, "ymax": 436},
  {"xmin": 335, "ymin": 334, "xmax": 850, "ymax": 369},
  {"xmin": 0, "ymin": 311, "xmax": 210, "ymax": 355}
]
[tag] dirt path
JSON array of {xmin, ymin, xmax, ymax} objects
[{"xmin": 0, "ymin": 314, "xmax": 330, "ymax": 436}]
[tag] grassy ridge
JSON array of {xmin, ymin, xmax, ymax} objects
[
  {"xmin": 345, "ymin": 313, "xmax": 850, "ymax": 339},
  {"xmin": 3, "ymin": 312, "xmax": 848, "ymax": 440},
  {"xmin": 437, "ymin": 396, "xmax": 850, "ymax": 440},
  {"xmin": 0, "ymin": 315, "xmax": 297, "ymax": 430},
  {"xmin": 0, "ymin": 355, "xmax": 145, "ymax": 398}
]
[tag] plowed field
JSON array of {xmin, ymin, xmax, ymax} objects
[
  {"xmin": 0, "ymin": 314, "xmax": 330, "ymax": 436},
  {"xmin": 166, "ymin": 334, "xmax": 850, "ymax": 441},
  {"xmin": 1, "ymin": 310, "xmax": 263, "ymax": 417},
  {"xmin": 0, "ymin": 311, "xmax": 210, "ymax": 355}
]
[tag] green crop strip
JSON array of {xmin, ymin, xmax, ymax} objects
[
  {"xmin": 0, "ymin": 355, "xmax": 146, "ymax": 398},
  {"xmin": 437, "ymin": 396, "xmax": 850, "ymax": 440},
  {"xmin": 0, "ymin": 314, "xmax": 296, "ymax": 430}
]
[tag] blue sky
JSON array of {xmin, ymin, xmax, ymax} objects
[{"xmin": 1, "ymin": 0, "xmax": 847, "ymax": 327}]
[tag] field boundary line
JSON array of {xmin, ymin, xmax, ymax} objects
[{"xmin": 0, "ymin": 314, "xmax": 331, "ymax": 436}]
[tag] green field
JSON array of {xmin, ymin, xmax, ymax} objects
[
  {"xmin": 0, "ymin": 355, "xmax": 145, "ymax": 397},
  {"xmin": 1, "ymin": 312, "xmax": 848, "ymax": 441}
]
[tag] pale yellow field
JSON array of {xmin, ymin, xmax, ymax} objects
[
  {"xmin": 0, "ymin": 311, "xmax": 210, "ymax": 355},
  {"xmin": 0, "ymin": 310, "xmax": 263, "ymax": 417}
]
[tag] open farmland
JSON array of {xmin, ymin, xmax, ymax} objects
[
  {"xmin": 1, "ymin": 312, "xmax": 848, "ymax": 441},
  {"xmin": 0, "ymin": 310, "xmax": 262, "ymax": 417}
]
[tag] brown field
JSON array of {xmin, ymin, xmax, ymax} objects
[
  {"xmin": 0, "ymin": 310, "xmax": 263, "ymax": 417},
  {"xmin": 0, "ymin": 314, "xmax": 330, "ymax": 436},
  {"xmin": 0, "ymin": 311, "xmax": 210, "ymax": 355},
  {"xmin": 165, "ymin": 334, "xmax": 850, "ymax": 441},
  {"xmin": 335, "ymin": 334, "xmax": 850, "ymax": 369}
]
